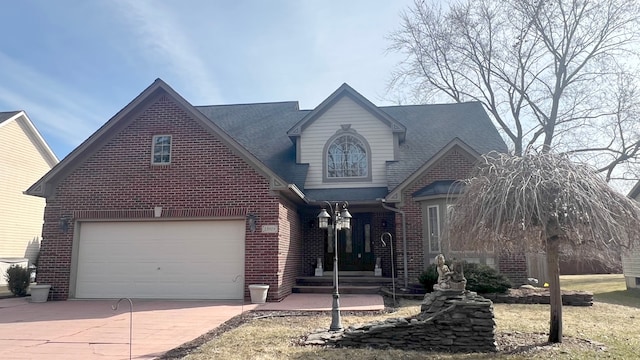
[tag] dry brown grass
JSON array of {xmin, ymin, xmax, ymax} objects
[{"xmin": 173, "ymin": 275, "xmax": 640, "ymax": 359}]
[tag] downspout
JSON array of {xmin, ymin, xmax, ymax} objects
[{"xmin": 379, "ymin": 199, "xmax": 408, "ymax": 289}]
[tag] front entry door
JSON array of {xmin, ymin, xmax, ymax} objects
[{"xmin": 325, "ymin": 214, "xmax": 375, "ymax": 271}]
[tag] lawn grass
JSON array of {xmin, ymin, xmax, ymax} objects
[{"xmin": 181, "ymin": 275, "xmax": 640, "ymax": 359}]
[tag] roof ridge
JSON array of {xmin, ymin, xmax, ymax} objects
[
  {"xmin": 195, "ymin": 101, "xmax": 299, "ymax": 108},
  {"xmin": 381, "ymin": 101, "xmax": 481, "ymax": 109}
]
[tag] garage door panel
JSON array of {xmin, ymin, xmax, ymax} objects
[{"xmin": 75, "ymin": 220, "xmax": 245, "ymax": 299}]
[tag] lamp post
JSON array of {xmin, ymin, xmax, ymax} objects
[{"xmin": 317, "ymin": 201, "xmax": 351, "ymax": 331}]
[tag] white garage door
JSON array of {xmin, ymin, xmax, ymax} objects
[{"xmin": 75, "ymin": 220, "xmax": 245, "ymax": 299}]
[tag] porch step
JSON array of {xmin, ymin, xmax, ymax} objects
[
  {"xmin": 293, "ymin": 275, "xmax": 393, "ymax": 294},
  {"xmin": 296, "ymin": 276, "xmax": 394, "ymax": 286},
  {"xmin": 323, "ymin": 271, "xmax": 376, "ymax": 276},
  {"xmin": 292, "ymin": 285, "xmax": 382, "ymax": 294}
]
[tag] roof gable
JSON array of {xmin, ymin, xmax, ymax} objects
[
  {"xmin": 286, "ymin": 83, "xmax": 406, "ymax": 141},
  {"xmin": 385, "ymin": 138, "xmax": 481, "ymax": 204},
  {"xmin": 0, "ymin": 110, "xmax": 58, "ymax": 167},
  {"xmin": 26, "ymin": 79, "xmax": 297, "ymax": 199},
  {"xmin": 24, "ymin": 82, "xmax": 507, "ymax": 203},
  {"xmin": 383, "ymin": 101, "xmax": 507, "ymax": 190}
]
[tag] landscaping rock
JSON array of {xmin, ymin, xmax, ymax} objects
[
  {"xmin": 304, "ymin": 289, "xmax": 497, "ymax": 353},
  {"xmin": 383, "ymin": 285, "xmax": 594, "ymax": 307},
  {"xmin": 484, "ymin": 288, "xmax": 593, "ymax": 306}
]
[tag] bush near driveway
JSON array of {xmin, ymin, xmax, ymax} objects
[{"xmin": 4, "ymin": 265, "xmax": 30, "ymax": 296}]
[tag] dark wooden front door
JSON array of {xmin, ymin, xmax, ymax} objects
[{"xmin": 325, "ymin": 214, "xmax": 375, "ymax": 271}]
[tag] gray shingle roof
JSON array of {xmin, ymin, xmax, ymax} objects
[
  {"xmin": 195, "ymin": 103, "xmax": 310, "ymax": 188},
  {"xmin": 0, "ymin": 111, "xmax": 20, "ymax": 124},
  {"xmin": 195, "ymin": 100, "xmax": 506, "ymax": 199},
  {"xmin": 413, "ymin": 180, "xmax": 464, "ymax": 198},
  {"xmin": 382, "ymin": 102, "xmax": 507, "ymax": 189}
]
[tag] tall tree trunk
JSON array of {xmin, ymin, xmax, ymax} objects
[{"xmin": 547, "ymin": 235, "xmax": 563, "ymax": 343}]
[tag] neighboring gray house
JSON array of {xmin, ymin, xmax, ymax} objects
[{"xmin": 622, "ymin": 181, "xmax": 640, "ymax": 290}]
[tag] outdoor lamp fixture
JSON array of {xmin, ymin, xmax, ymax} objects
[
  {"xmin": 247, "ymin": 214, "xmax": 258, "ymax": 233},
  {"xmin": 317, "ymin": 201, "xmax": 351, "ymax": 331},
  {"xmin": 59, "ymin": 216, "xmax": 72, "ymax": 233}
]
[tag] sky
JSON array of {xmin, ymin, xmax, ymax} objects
[{"xmin": 0, "ymin": 0, "xmax": 415, "ymax": 160}]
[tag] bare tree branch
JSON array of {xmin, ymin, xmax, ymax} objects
[{"xmin": 388, "ymin": 0, "xmax": 640, "ymax": 187}]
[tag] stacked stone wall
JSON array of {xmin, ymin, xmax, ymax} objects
[
  {"xmin": 305, "ymin": 290, "xmax": 496, "ymax": 353},
  {"xmin": 484, "ymin": 289, "xmax": 593, "ymax": 306}
]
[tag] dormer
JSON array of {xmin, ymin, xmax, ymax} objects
[{"xmin": 287, "ymin": 84, "xmax": 406, "ymax": 189}]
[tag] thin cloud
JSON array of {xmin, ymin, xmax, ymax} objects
[
  {"xmin": 0, "ymin": 52, "xmax": 108, "ymax": 148},
  {"xmin": 109, "ymin": 0, "xmax": 222, "ymax": 104}
]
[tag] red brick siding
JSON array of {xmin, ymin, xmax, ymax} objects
[
  {"xmin": 395, "ymin": 148, "xmax": 476, "ymax": 283},
  {"xmin": 275, "ymin": 201, "xmax": 303, "ymax": 300},
  {"xmin": 498, "ymin": 253, "xmax": 528, "ymax": 286},
  {"xmin": 371, "ymin": 211, "xmax": 396, "ymax": 277},
  {"xmin": 394, "ymin": 147, "xmax": 528, "ymax": 286},
  {"xmin": 38, "ymin": 94, "xmax": 286, "ymax": 300},
  {"xmin": 301, "ymin": 211, "xmax": 327, "ymax": 275}
]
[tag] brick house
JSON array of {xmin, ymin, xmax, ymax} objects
[{"xmin": 27, "ymin": 79, "xmax": 522, "ymax": 301}]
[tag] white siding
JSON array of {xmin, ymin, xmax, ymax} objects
[
  {"xmin": 0, "ymin": 119, "xmax": 52, "ymax": 265},
  {"xmin": 300, "ymin": 96, "xmax": 394, "ymax": 189},
  {"xmin": 623, "ymin": 191, "xmax": 640, "ymax": 289},
  {"xmin": 623, "ymin": 249, "xmax": 640, "ymax": 289}
]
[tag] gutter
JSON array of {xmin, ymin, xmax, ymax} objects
[
  {"xmin": 378, "ymin": 199, "xmax": 409, "ymax": 289},
  {"xmin": 287, "ymin": 184, "xmax": 309, "ymax": 203}
]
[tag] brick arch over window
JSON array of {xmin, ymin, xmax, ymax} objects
[{"xmin": 322, "ymin": 127, "xmax": 372, "ymax": 183}]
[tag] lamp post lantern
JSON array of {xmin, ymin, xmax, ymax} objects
[{"xmin": 317, "ymin": 201, "xmax": 351, "ymax": 331}]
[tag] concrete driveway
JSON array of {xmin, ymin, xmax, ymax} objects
[{"xmin": 0, "ymin": 297, "xmax": 256, "ymax": 360}]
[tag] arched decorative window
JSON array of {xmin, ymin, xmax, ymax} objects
[{"xmin": 323, "ymin": 128, "xmax": 371, "ymax": 182}]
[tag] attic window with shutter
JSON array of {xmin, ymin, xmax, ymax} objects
[
  {"xmin": 323, "ymin": 128, "xmax": 372, "ymax": 182},
  {"xmin": 151, "ymin": 135, "xmax": 172, "ymax": 165}
]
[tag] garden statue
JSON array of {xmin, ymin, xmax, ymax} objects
[
  {"xmin": 433, "ymin": 254, "xmax": 466, "ymax": 291},
  {"xmin": 315, "ymin": 257, "xmax": 323, "ymax": 277},
  {"xmin": 374, "ymin": 257, "xmax": 382, "ymax": 276}
]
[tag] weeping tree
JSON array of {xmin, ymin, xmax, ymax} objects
[{"xmin": 448, "ymin": 151, "xmax": 640, "ymax": 343}]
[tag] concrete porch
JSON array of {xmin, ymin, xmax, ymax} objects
[{"xmin": 293, "ymin": 271, "xmax": 394, "ymax": 294}]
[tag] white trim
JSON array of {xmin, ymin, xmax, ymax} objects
[
  {"xmin": 323, "ymin": 129, "xmax": 372, "ymax": 182},
  {"xmin": 151, "ymin": 134, "xmax": 172, "ymax": 165},
  {"xmin": 286, "ymin": 83, "xmax": 406, "ymax": 138},
  {"xmin": 427, "ymin": 205, "xmax": 440, "ymax": 253}
]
